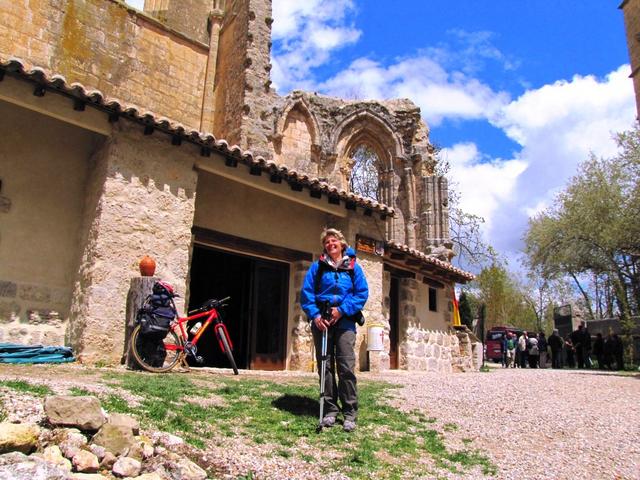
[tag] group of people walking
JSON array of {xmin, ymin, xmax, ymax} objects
[{"xmin": 501, "ymin": 322, "xmax": 626, "ymax": 370}]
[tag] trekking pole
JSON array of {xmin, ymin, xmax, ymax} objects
[{"xmin": 316, "ymin": 327, "xmax": 328, "ymax": 433}]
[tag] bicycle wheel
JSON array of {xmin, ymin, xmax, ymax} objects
[
  {"xmin": 130, "ymin": 324, "xmax": 184, "ymax": 373},
  {"xmin": 217, "ymin": 327, "xmax": 239, "ymax": 375}
]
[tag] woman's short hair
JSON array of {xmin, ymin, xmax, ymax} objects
[{"xmin": 320, "ymin": 228, "xmax": 347, "ymax": 249}]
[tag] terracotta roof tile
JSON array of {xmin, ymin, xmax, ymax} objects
[
  {"xmin": 386, "ymin": 241, "xmax": 475, "ymax": 282},
  {"xmin": 1, "ymin": 56, "xmax": 395, "ymax": 217}
]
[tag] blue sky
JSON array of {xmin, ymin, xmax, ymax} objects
[
  {"xmin": 127, "ymin": 0, "xmax": 636, "ymax": 270},
  {"xmin": 269, "ymin": 0, "xmax": 636, "ymax": 269}
]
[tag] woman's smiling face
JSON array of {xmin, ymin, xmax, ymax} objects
[{"xmin": 323, "ymin": 235, "xmax": 342, "ymax": 258}]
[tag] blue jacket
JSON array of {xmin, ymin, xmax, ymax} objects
[{"xmin": 300, "ymin": 247, "xmax": 369, "ymax": 332}]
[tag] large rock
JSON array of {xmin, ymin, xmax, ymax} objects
[
  {"xmin": 0, "ymin": 422, "xmax": 40, "ymax": 454},
  {"xmin": 171, "ymin": 456, "xmax": 207, "ymax": 480},
  {"xmin": 72, "ymin": 449, "xmax": 99, "ymax": 473},
  {"xmin": 42, "ymin": 445, "xmax": 72, "ymax": 471},
  {"xmin": 112, "ymin": 456, "xmax": 141, "ymax": 478},
  {"xmin": 44, "ymin": 397, "xmax": 106, "ymax": 431},
  {"xmin": 91, "ymin": 424, "xmax": 135, "ymax": 456},
  {"xmin": 53, "ymin": 429, "xmax": 88, "ymax": 459},
  {"xmin": 0, "ymin": 451, "xmax": 71, "ymax": 480},
  {"xmin": 107, "ymin": 413, "xmax": 140, "ymax": 436}
]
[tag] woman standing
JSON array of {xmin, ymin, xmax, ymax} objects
[{"xmin": 301, "ymin": 228, "xmax": 369, "ymax": 432}]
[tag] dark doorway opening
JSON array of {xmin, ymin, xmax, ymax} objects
[{"xmin": 188, "ymin": 245, "xmax": 289, "ymax": 370}]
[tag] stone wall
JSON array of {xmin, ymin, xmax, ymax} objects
[
  {"xmin": 622, "ymin": 0, "xmax": 640, "ymax": 118},
  {"xmin": 0, "ymin": 100, "xmax": 103, "ymax": 347},
  {"xmin": 142, "ymin": 0, "xmax": 212, "ymax": 44},
  {"xmin": 265, "ymin": 92, "xmax": 452, "ymax": 255},
  {"xmin": 0, "ymin": 0, "xmax": 208, "ymax": 130},
  {"xmin": 212, "ymin": 0, "xmax": 276, "ymax": 153},
  {"xmin": 67, "ymin": 126, "xmax": 198, "ymax": 364}
]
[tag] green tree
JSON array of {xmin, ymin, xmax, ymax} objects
[
  {"xmin": 474, "ymin": 262, "xmax": 538, "ymax": 331},
  {"xmin": 524, "ymin": 126, "xmax": 640, "ymax": 359},
  {"xmin": 458, "ymin": 291, "xmax": 474, "ymax": 329}
]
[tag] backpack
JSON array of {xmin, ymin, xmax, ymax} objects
[
  {"xmin": 313, "ymin": 259, "xmax": 365, "ymax": 326},
  {"xmin": 506, "ymin": 338, "xmax": 515, "ymax": 350},
  {"xmin": 137, "ymin": 283, "xmax": 178, "ymax": 339}
]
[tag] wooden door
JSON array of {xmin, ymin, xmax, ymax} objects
[{"xmin": 249, "ymin": 260, "xmax": 289, "ymax": 370}]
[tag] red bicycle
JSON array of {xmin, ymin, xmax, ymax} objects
[{"xmin": 130, "ymin": 297, "xmax": 238, "ymax": 374}]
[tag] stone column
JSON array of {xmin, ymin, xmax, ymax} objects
[
  {"xmin": 357, "ymin": 253, "xmax": 385, "ymax": 372},
  {"xmin": 397, "ymin": 277, "xmax": 419, "ymax": 369},
  {"xmin": 289, "ymin": 260, "xmax": 313, "ymax": 372},
  {"xmin": 200, "ymin": 6, "xmax": 225, "ymax": 133},
  {"xmin": 123, "ymin": 276, "xmax": 157, "ymax": 368},
  {"xmin": 67, "ymin": 129, "xmax": 198, "ymax": 365}
]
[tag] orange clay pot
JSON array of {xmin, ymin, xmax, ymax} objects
[{"xmin": 139, "ymin": 255, "xmax": 156, "ymax": 277}]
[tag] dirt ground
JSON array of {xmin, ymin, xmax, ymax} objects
[{"xmin": 1, "ymin": 363, "xmax": 639, "ymax": 479}]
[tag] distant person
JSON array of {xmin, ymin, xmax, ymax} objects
[
  {"xmin": 570, "ymin": 324, "xmax": 587, "ymax": 368},
  {"xmin": 505, "ymin": 332, "xmax": 516, "ymax": 368},
  {"xmin": 528, "ymin": 335, "xmax": 540, "ymax": 368},
  {"xmin": 593, "ymin": 333, "xmax": 605, "ymax": 369},
  {"xmin": 612, "ymin": 334, "xmax": 624, "ymax": 371},
  {"xmin": 500, "ymin": 333, "xmax": 508, "ymax": 368},
  {"xmin": 603, "ymin": 333, "xmax": 615, "ymax": 370},
  {"xmin": 581, "ymin": 322, "xmax": 592, "ymax": 368},
  {"xmin": 537, "ymin": 332, "xmax": 548, "ymax": 368},
  {"xmin": 518, "ymin": 332, "xmax": 529, "ymax": 368},
  {"xmin": 564, "ymin": 335, "xmax": 576, "ymax": 368},
  {"xmin": 548, "ymin": 329, "xmax": 563, "ymax": 369}
]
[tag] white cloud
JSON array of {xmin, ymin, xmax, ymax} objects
[
  {"xmin": 320, "ymin": 56, "xmax": 510, "ymax": 126},
  {"xmin": 270, "ymin": 1, "xmax": 636, "ymax": 263},
  {"xmin": 271, "ymin": 0, "xmax": 361, "ymax": 92},
  {"xmin": 486, "ymin": 65, "xmax": 636, "ymax": 254},
  {"xmin": 443, "ymin": 143, "xmax": 527, "ymax": 233}
]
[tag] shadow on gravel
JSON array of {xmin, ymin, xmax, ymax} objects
[
  {"xmin": 271, "ymin": 394, "xmax": 318, "ymax": 416},
  {"xmin": 570, "ymin": 370, "xmax": 640, "ymax": 379}
]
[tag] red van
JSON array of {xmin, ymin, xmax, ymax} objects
[{"xmin": 485, "ymin": 326, "xmax": 523, "ymax": 363}]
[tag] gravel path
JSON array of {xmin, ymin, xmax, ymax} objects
[
  {"xmin": 371, "ymin": 366, "xmax": 640, "ymax": 480},
  {"xmin": 0, "ymin": 364, "xmax": 638, "ymax": 479}
]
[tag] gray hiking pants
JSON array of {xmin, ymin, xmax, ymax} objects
[{"xmin": 313, "ymin": 326, "xmax": 358, "ymax": 421}]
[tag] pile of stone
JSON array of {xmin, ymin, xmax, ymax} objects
[{"xmin": 0, "ymin": 395, "xmax": 208, "ymax": 480}]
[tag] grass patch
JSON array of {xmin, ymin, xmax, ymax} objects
[
  {"xmin": 69, "ymin": 387, "xmax": 93, "ymax": 396},
  {"xmin": 98, "ymin": 373, "xmax": 495, "ymax": 479},
  {"xmin": 0, "ymin": 379, "xmax": 53, "ymax": 396}
]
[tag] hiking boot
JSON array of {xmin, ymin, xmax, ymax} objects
[
  {"xmin": 320, "ymin": 416, "xmax": 336, "ymax": 428},
  {"xmin": 343, "ymin": 419, "xmax": 356, "ymax": 432}
]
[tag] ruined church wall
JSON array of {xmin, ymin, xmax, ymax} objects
[
  {"xmin": 213, "ymin": 0, "xmax": 276, "ymax": 153},
  {"xmin": 68, "ymin": 125, "xmax": 198, "ymax": 364},
  {"xmin": 0, "ymin": 0, "xmax": 208, "ymax": 130},
  {"xmin": 0, "ymin": 101, "xmax": 102, "ymax": 346}
]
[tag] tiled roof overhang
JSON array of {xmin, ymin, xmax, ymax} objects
[
  {"xmin": 386, "ymin": 242, "xmax": 475, "ymax": 284},
  {"xmin": 0, "ymin": 57, "xmax": 395, "ymax": 218}
]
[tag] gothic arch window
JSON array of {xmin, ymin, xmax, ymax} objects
[
  {"xmin": 273, "ymin": 100, "xmax": 320, "ymax": 175},
  {"xmin": 348, "ymin": 144, "xmax": 381, "ymax": 202}
]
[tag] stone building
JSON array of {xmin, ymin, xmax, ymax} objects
[
  {"xmin": 0, "ymin": 0, "xmax": 479, "ymax": 372},
  {"xmin": 621, "ymin": 0, "xmax": 640, "ymax": 118}
]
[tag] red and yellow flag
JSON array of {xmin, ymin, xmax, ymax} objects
[{"xmin": 452, "ymin": 291, "xmax": 462, "ymax": 326}]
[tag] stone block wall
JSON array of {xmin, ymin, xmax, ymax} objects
[
  {"xmin": 0, "ymin": 281, "xmax": 67, "ymax": 346},
  {"xmin": 288, "ymin": 260, "xmax": 313, "ymax": 371},
  {"xmin": 212, "ymin": 0, "xmax": 276, "ymax": 153},
  {"xmin": 0, "ymin": 0, "xmax": 208, "ymax": 130},
  {"xmin": 67, "ymin": 126, "xmax": 198, "ymax": 364},
  {"xmin": 622, "ymin": 0, "xmax": 640, "ymax": 117}
]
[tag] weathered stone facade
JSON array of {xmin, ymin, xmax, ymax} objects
[
  {"xmin": 0, "ymin": 0, "xmax": 478, "ymax": 371},
  {"xmin": 621, "ymin": 0, "xmax": 640, "ymax": 118}
]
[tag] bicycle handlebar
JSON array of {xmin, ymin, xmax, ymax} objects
[{"xmin": 188, "ymin": 296, "xmax": 231, "ymax": 315}]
